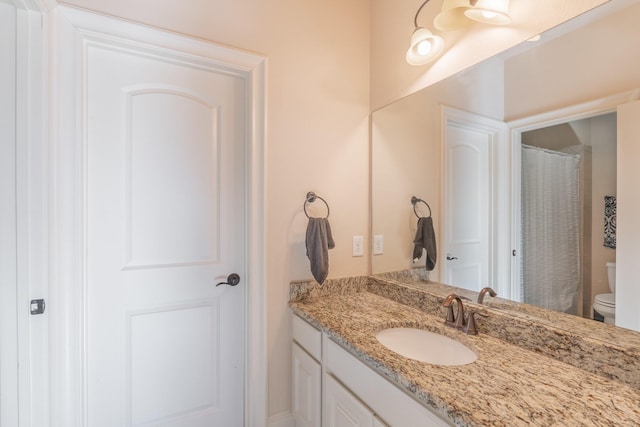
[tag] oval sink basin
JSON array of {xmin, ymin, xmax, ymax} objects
[{"xmin": 375, "ymin": 327, "xmax": 477, "ymax": 366}]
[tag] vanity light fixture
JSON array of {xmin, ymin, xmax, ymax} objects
[
  {"xmin": 406, "ymin": 0, "xmax": 445, "ymax": 65},
  {"xmin": 434, "ymin": 0, "xmax": 473, "ymax": 31},
  {"xmin": 464, "ymin": 0, "xmax": 512, "ymax": 25}
]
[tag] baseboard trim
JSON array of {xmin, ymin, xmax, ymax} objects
[{"xmin": 267, "ymin": 411, "xmax": 294, "ymax": 427}]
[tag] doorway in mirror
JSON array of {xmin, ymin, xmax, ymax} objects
[
  {"xmin": 442, "ymin": 107, "xmax": 507, "ymax": 294},
  {"xmin": 511, "ymin": 112, "xmax": 617, "ymax": 320}
]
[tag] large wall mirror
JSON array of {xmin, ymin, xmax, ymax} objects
[{"xmin": 371, "ymin": 0, "xmax": 640, "ymax": 332}]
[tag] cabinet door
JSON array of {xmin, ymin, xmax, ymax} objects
[
  {"xmin": 323, "ymin": 374, "xmax": 374, "ymax": 427},
  {"xmin": 292, "ymin": 343, "xmax": 321, "ymax": 427}
]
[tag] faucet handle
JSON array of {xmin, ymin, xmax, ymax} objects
[
  {"xmin": 445, "ymin": 304, "xmax": 456, "ymax": 325},
  {"xmin": 464, "ymin": 310, "xmax": 488, "ymax": 335},
  {"xmin": 455, "ymin": 309, "xmax": 467, "ymax": 329}
]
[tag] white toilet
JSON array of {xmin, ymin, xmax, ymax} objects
[{"xmin": 593, "ymin": 262, "xmax": 616, "ymax": 325}]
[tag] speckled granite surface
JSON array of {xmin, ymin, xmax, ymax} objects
[
  {"xmin": 367, "ymin": 276, "xmax": 640, "ymax": 390},
  {"xmin": 290, "ymin": 276, "xmax": 640, "ymax": 426},
  {"xmin": 289, "ymin": 275, "xmax": 369, "ymax": 302}
]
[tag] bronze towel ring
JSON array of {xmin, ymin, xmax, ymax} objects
[
  {"xmin": 304, "ymin": 192, "xmax": 330, "ymax": 219},
  {"xmin": 411, "ymin": 196, "xmax": 432, "ymax": 218}
]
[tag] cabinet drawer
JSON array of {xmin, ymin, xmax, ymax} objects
[
  {"xmin": 326, "ymin": 339, "xmax": 452, "ymax": 427},
  {"xmin": 293, "ymin": 314, "xmax": 322, "ymax": 360}
]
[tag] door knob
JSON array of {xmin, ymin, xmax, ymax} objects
[
  {"xmin": 216, "ymin": 273, "xmax": 241, "ymax": 287},
  {"xmin": 446, "ymin": 255, "xmax": 458, "ymax": 260}
]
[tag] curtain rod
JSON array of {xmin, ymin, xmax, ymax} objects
[{"xmin": 521, "ymin": 144, "xmax": 581, "ymax": 159}]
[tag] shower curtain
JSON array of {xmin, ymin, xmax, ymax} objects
[{"xmin": 521, "ymin": 145, "xmax": 581, "ymax": 313}]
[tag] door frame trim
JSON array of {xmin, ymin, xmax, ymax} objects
[
  {"xmin": 48, "ymin": 6, "xmax": 267, "ymax": 426},
  {"xmin": 1, "ymin": 2, "xmax": 48, "ymax": 425}
]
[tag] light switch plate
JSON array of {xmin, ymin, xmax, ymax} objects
[
  {"xmin": 373, "ymin": 235, "xmax": 384, "ymax": 255},
  {"xmin": 352, "ymin": 236, "xmax": 364, "ymax": 257}
]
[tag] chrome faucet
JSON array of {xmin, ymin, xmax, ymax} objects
[
  {"xmin": 477, "ymin": 287, "xmax": 497, "ymax": 304},
  {"xmin": 443, "ymin": 293, "xmax": 486, "ymax": 335}
]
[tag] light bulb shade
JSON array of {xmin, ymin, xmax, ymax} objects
[
  {"xmin": 464, "ymin": 0, "xmax": 511, "ymax": 25},
  {"xmin": 434, "ymin": 0, "xmax": 472, "ymax": 31},
  {"xmin": 406, "ymin": 28, "xmax": 444, "ymax": 66}
]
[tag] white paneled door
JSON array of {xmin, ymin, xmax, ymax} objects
[
  {"xmin": 444, "ymin": 123, "xmax": 490, "ymax": 291},
  {"xmin": 85, "ymin": 33, "xmax": 246, "ymax": 426},
  {"xmin": 442, "ymin": 108, "xmax": 505, "ymax": 293}
]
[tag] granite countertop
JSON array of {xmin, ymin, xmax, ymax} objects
[{"xmin": 289, "ymin": 279, "xmax": 640, "ymax": 426}]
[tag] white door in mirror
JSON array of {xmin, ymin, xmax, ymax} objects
[{"xmin": 443, "ymin": 117, "xmax": 493, "ymax": 291}]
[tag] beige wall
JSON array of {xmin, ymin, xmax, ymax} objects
[
  {"xmin": 370, "ymin": 0, "xmax": 607, "ymax": 111},
  {"xmin": 60, "ymin": 0, "xmax": 371, "ymax": 418}
]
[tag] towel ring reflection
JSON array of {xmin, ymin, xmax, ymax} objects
[
  {"xmin": 304, "ymin": 191, "xmax": 330, "ymax": 219},
  {"xmin": 411, "ymin": 196, "xmax": 432, "ymax": 218}
]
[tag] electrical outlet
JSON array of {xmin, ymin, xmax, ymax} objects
[
  {"xmin": 352, "ymin": 236, "xmax": 364, "ymax": 257},
  {"xmin": 373, "ymin": 235, "xmax": 384, "ymax": 255}
]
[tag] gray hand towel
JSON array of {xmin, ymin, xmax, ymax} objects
[
  {"xmin": 412, "ymin": 216, "xmax": 437, "ymax": 271},
  {"xmin": 305, "ymin": 217, "xmax": 335, "ymax": 284}
]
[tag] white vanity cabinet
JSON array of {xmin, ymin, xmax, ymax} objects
[{"xmin": 292, "ymin": 314, "xmax": 452, "ymax": 427}]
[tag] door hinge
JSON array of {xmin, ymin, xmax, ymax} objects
[{"xmin": 30, "ymin": 299, "xmax": 46, "ymax": 315}]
